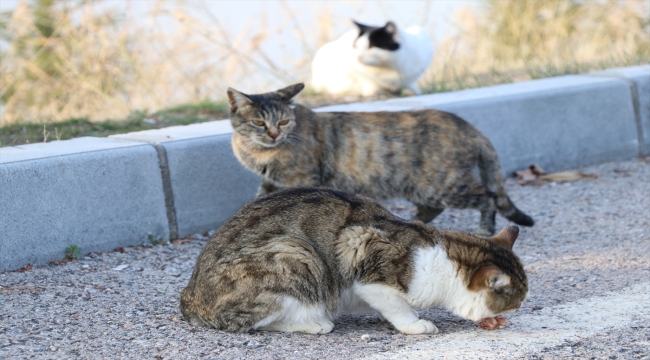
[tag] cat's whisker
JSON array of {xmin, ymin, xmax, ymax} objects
[{"xmin": 284, "ymin": 133, "xmax": 303, "ymax": 145}]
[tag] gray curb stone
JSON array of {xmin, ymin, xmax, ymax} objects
[
  {"xmin": 0, "ymin": 138, "xmax": 169, "ymax": 271},
  {"xmin": 588, "ymin": 65, "xmax": 650, "ymax": 156},
  {"xmin": 110, "ymin": 121, "xmax": 259, "ymax": 240}
]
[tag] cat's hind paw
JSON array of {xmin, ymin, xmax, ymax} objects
[
  {"xmin": 258, "ymin": 320, "xmax": 334, "ymax": 334},
  {"xmin": 294, "ymin": 320, "xmax": 334, "ymax": 334},
  {"xmin": 397, "ymin": 319, "xmax": 439, "ymax": 335}
]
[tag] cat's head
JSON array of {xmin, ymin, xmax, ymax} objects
[
  {"xmin": 353, "ymin": 21, "xmax": 400, "ymax": 67},
  {"xmin": 447, "ymin": 226, "xmax": 528, "ymax": 321},
  {"xmin": 227, "ymin": 83, "xmax": 305, "ymax": 148},
  {"xmin": 352, "ymin": 20, "xmax": 400, "ymax": 67},
  {"xmin": 470, "ymin": 226, "xmax": 528, "ymax": 319}
]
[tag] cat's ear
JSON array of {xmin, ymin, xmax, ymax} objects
[
  {"xmin": 276, "ymin": 83, "xmax": 305, "ymax": 103},
  {"xmin": 488, "ymin": 226, "xmax": 519, "ymax": 250},
  {"xmin": 469, "ymin": 266, "xmax": 511, "ymax": 291},
  {"xmin": 383, "ymin": 21, "xmax": 397, "ymax": 36},
  {"xmin": 352, "ymin": 19, "xmax": 372, "ymax": 34},
  {"xmin": 227, "ymin": 87, "xmax": 253, "ymax": 113}
]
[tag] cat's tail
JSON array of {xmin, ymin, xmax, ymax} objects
[{"xmin": 478, "ymin": 142, "xmax": 535, "ymax": 227}]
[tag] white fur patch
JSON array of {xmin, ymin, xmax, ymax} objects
[
  {"xmin": 353, "ymin": 282, "xmax": 435, "ymax": 334},
  {"xmin": 254, "ymin": 296, "xmax": 333, "ymax": 334},
  {"xmin": 406, "ymin": 246, "xmax": 496, "ymax": 322}
]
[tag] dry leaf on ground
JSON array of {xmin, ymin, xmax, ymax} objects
[
  {"xmin": 16, "ymin": 263, "xmax": 32, "ymax": 272},
  {"xmin": 171, "ymin": 237, "xmax": 193, "ymax": 245},
  {"xmin": 514, "ymin": 165, "xmax": 597, "ymax": 185},
  {"xmin": 539, "ymin": 171, "xmax": 598, "ymax": 183}
]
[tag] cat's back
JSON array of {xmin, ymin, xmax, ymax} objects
[
  {"xmin": 311, "ymin": 31, "xmax": 357, "ymax": 93},
  {"xmin": 200, "ymin": 187, "xmax": 385, "ymax": 253},
  {"xmin": 400, "ymin": 26, "xmax": 434, "ymax": 66},
  {"xmin": 317, "ymin": 109, "xmax": 486, "ymax": 144}
]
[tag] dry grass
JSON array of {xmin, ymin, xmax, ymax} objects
[
  {"xmin": 1, "ymin": 0, "xmax": 648, "ymax": 126},
  {"xmin": 422, "ymin": 0, "xmax": 650, "ymax": 92},
  {"xmin": 0, "ymin": 0, "xmax": 322, "ymax": 126}
]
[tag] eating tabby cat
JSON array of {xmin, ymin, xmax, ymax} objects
[{"xmin": 180, "ymin": 187, "xmax": 528, "ymax": 334}]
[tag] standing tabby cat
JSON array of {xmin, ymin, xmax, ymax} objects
[
  {"xmin": 228, "ymin": 83, "xmax": 533, "ymax": 235},
  {"xmin": 180, "ymin": 187, "xmax": 528, "ymax": 334}
]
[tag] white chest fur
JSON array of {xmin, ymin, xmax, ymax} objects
[{"xmin": 406, "ymin": 246, "xmax": 496, "ymax": 322}]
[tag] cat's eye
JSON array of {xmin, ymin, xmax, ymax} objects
[
  {"xmin": 278, "ymin": 119, "xmax": 290, "ymax": 126},
  {"xmin": 252, "ymin": 120, "xmax": 265, "ymax": 127}
]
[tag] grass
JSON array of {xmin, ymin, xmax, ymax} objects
[
  {"xmin": 0, "ymin": 100, "xmax": 229, "ymax": 147},
  {"xmin": 65, "ymin": 245, "xmax": 80, "ymax": 260},
  {"xmin": 148, "ymin": 234, "xmax": 167, "ymax": 246},
  {"xmin": 420, "ymin": 0, "xmax": 650, "ymax": 92}
]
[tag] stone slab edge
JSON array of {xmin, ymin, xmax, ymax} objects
[
  {"xmin": 109, "ymin": 122, "xmax": 260, "ymax": 240},
  {"xmin": 585, "ymin": 65, "xmax": 650, "ymax": 156}
]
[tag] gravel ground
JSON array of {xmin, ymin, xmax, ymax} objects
[{"xmin": 1, "ymin": 157, "xmax": 649, "ymax": 359}]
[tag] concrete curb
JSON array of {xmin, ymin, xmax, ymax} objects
[
  {"xmin": 0, "ymin": 138, "xmax": 169, "ymax": 271},
  {"xmin": 1, "ymin": 65, "xmax": 648, "ymax": 271},
  {"xmin": 586, "ymin": 65, "xmax": 650, "ymax": 156},
  {"xmin": 109, "ymin": 121, "xmax": 259, "ymax": 240}
]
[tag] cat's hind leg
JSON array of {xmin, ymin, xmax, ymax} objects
[
  {"xmin": 256, "ymin": 180, "xmax": 280, "ymax": 197},
  {"xmin": 255, "ymin": 297, "xmax": 334, "ymax": 334},
  {"xmin": 477, "ymin": 204, "xmax": 497, "ymax": 236},
  {"xmin": 353, "ymin": 283, "xmax": 438, "ymax": 335},
  {"xmin": 446, "ymin": 182, "xmax": 497, "ymax": 236},
  {"xmin": 413, "ymin": 204, "xmax": 445, "ymax": 224}
]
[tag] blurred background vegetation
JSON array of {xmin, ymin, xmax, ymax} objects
[{"xmin": 0, "ymin": 0, "xmax": 648, "ymax": 146}]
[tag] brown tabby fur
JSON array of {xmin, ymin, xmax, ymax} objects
[
  {"xmin": 227, "ymin": 83, "xmax": 533, "ymax": 235},
  {"xmin": 180, "ymin": 187, "xmax": 528, "ymax": 333}
]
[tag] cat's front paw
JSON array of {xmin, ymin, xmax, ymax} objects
[
  {"xmin": 294, "ymin": 320, "xmax": 334, "ymax": 334},
  {"xmin": 315, "ymin": 320, "xmax": 335, "ymax": 334},
  {"xmin": 398, "ymin": 319, "xmax": 439, "ymax": 335}
]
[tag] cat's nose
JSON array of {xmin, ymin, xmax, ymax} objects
[{"xmin": 268, "ymin": 132, "xmax": 279, "ymax": 139}]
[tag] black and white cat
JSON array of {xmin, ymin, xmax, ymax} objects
[{"xmin": 311, "ymin": 20, "xmax": 434, "ymax": 96}]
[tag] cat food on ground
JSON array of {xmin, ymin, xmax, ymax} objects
[
  {"xmin": 180, "ymin": 187, "xmax": 528, "ymax": 335},
  {"xmin": 478, "ymin": 315, "xmax": 509, "ymax": 330},
  {"xmin": 227, "ymin": 83, "xmax": 534, "ymax": 236},
  {"xmin": 311, "ymin": 20, "xmax": 433, "ymax": 96}
]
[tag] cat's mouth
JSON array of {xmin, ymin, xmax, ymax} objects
[{"xmin": 254, "ymin": 138, "xmax": 281, "ymax": 148}]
